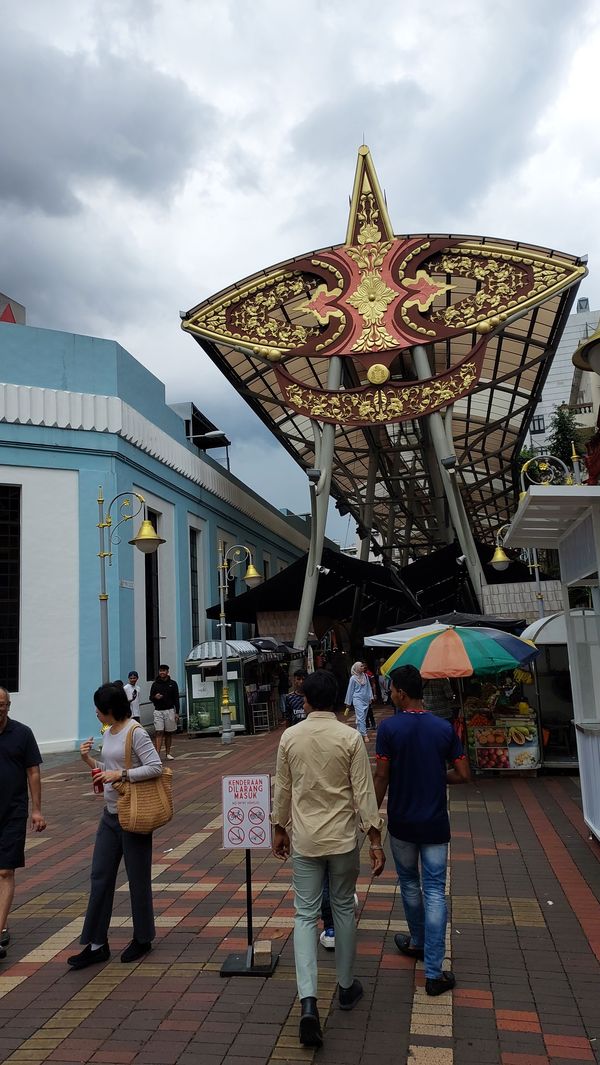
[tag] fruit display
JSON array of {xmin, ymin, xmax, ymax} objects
[
  {"xmin": 467, "ymin": 715, "xmax": 540, "ymax": 771},
  {"xmin": 506, "ymin": 723, "xmax": 536, "ymax": 745},
  {"xmin": 474, "ymin": 727, "xmax": 507, "ymax": 746},
  {"xmin": 476, "ymin": 746, "xmax": 510, "ymax": 769}
]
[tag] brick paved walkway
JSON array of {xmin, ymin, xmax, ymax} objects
[{"xmin": 1, "ymin": 718, "xmax": 599, "ymax": 1065}]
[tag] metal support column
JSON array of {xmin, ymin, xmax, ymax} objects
[
  {"xmin": 293, "ymin": 357, "xmax": 343, "ymax": 656},
  {"xmin": 412, "ymin": 345, "xmax": 487, "ymax": 607}
]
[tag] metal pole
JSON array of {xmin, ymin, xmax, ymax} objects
[
  {"xmin": 530, "ymin": 547, "xmax": 545, "ymax": 619},
  {"xmin": 412, "ymin": 345, "xmax": 487, "ymax": 606},
  {"xmin": 218, "ymin": 540, "xmax": 234, "ymax": 745},
  {"xmin": 97, "ymin": 487, "xmax": 110, "ymax": 684},
  {"xmin": 245, "ymin": 848, "xmax": 253, "ymax": 948},
  {"xmin": 293, "ymin": 356, "xmax": 343, "ymax": 655}
]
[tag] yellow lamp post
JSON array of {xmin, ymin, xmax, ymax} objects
[
  {"xmin": 97, "ymin": 487, "xmax": 165, "ymax": 683},
  {"xmin": 217, "ymin": 542, "xmax": 262, "ymax": 744}
]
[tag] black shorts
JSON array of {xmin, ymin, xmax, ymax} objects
[{"xmin": 0, "ymin": 813, "xmax": 28, "ymax": 869}]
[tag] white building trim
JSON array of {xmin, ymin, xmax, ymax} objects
[{"xmin": 0, "ymin": 381, "xmax": 308, "ymax": 550}]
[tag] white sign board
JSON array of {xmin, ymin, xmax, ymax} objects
[
  {"xmin": 222, "ymin": 774, "xmax": 272, "ymax": 850},
  {"xmin": 192, "ymin": 676, "xmax": 214, "ymax": 699}
]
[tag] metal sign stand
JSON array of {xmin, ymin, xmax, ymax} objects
[{"xmin": 219, "ymin": 849, "xmax": 279, "ymax": 977}]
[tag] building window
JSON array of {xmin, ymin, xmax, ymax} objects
[
  {"xmin": 263, "ymin": 556, "xmax": 270, "ymax": 582},
  {"xmin": 0, "ymin": 486, "xmax": 20, "ymax": 691},
  {"xmin": 531, "ymin": 415, "xmax": 545, "ymax": 434},
  {"xmin": 189, "ymin": 527, "xmax": 200, "ymax": 647},
  {"xmin": 145, "ymin": 508, "xmax": 160, "ymax": 680}
]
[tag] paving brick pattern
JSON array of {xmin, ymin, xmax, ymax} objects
[{"xmin": 0, "ymin": 717, "xmax": 599, "ymax": 1064}]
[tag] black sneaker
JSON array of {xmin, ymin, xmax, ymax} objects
[
  {"xmin": 425, "ymin": 971, "xmax": 456, "ymax": 996},
  {"xmin": 338, "ymin": 978, "xmax": 363, "ymax": 1010},
  {"xmin": 120, "ymin": 939, "xmax": 152, "ymax": 963},
  {"xmin": 0, "ymin": 945, "xmax": 6, "ymax": 960},
  {"xmin": 67, "ymin": 942, "xmax": 110, "ymax": 970},
  {"xmin": 0, "ymin": 928, "xmax": 9, "ymax": 948},
  {"xmin": 394, "ymin": 933, "xmax": 424, "ymax": 960}
]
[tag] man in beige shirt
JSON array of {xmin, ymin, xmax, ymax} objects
[{"xmin": 272, "ymin": 669, "xmax": 385, "ymax": 1049}]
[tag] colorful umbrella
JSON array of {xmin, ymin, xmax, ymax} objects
[{"xmin": 380, "ymin": 625, "xmax": 540, "ymax": 679}]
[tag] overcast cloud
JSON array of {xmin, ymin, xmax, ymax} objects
[{"xmin": 1, "ymin": 0, "xmax": 599, "ymax": 546}]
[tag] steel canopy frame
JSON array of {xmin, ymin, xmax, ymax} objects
[
  {"xmin": 189, "ymin": 280, "xmax": 580, "ymax": 559},
  {"xmin": 182, "ymin": 148, "xmax": 586, "ymax": 608}
]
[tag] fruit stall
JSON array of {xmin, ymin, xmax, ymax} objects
[{"xmin": 465, "ymin": 712, "xmax": 540, "ymax": 772}]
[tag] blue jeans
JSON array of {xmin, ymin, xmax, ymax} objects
[{"xmin": 389, "ymin": 835, "xmax": 448, "ymax": 980}]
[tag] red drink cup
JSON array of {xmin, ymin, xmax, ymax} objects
[{"xmin": 91, "ymin": 768, "xmax": 104, "ymax": 795}]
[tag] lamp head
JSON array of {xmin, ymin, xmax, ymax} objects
[
  {"xmin": 129, "ymin": 519, "xmax": 166, "ymax": 554},
  {"xmin": 243, "ymin": 562, "xmax": 262, "ymax": 588},
  {"xmin": 490, "ymin": 545, "xmax": 510, "ymax": 572}
]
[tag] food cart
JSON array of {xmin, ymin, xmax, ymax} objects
[
  {"xmin": 463, "ymin": 688, "xmax": 541, "ymax": 772},
  {"xmin": 378, "ymin": 623, "xmax": 541, "ymax": 774}
]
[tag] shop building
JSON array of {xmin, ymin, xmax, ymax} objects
[{"xmin": 0, "ymin": 315, "xmax": 309, "ymax": 751}]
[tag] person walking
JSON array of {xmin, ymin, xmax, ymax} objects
[
  {"xmin": 123, "ymin": 671, "xmax": 141, "ymax": 722},
  {"xmin": 150, "ymin": 664, "xmax": 180, "ymax": 759},
  {"xmin": 363, "ymin": 662, "xmax": 377, "ymax": 730},
  {"xmin": 344, "ymin": 662, "xmax": 373, "ymax": 742},
  {"xmin": 272, "ymin": 669, "xmax": 385, "ymax": 1049},
  {"xmin": 283, "ymin": 669, "xmax": 308, "ymax": 727},
  {"xmin": 0, "ymin": 687, "xmax": 46, "ymax": 961},
  {"xmin": 68, "ymin": 682, "xmax": 163, "ymax": 970},
  {"xmin": 374, "ymin": 664, "xmax": 470, "ymax": 996}
]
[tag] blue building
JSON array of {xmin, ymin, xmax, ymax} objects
[{"xmin": 0, "ymin": 316, "xmax": 309, "ymax": 751}]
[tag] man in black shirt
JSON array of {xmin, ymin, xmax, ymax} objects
[
  {"xmin": 284, "ymin": 670, "xmax": 308, "ymax": 727},
  {"xmin": 0, "ymin": 687, "xmax": 46, "ymax": 960},
  {"xmin": 150, "ymin": 665, "xmax": 180, "ymax": 759}
]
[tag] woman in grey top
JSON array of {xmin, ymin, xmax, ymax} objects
[{"xmin": 68, "ymin": 683, "xmax": 163, "ymax": 969}]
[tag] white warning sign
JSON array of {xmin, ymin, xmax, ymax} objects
[{"xmin": 222, "ymin": 774, "xmax": 272, "ymax": 850}]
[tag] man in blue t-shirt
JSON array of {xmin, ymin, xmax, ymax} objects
[{"xmin": 374, "ymin": 664, "xmax": 470, "ymax": 996}]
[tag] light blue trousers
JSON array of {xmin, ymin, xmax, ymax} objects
[{"xmin": 292, "ymin": 846, "xmax": 360, "ymax": 998}]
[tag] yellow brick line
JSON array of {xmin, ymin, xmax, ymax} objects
[{"xmin": 407, "ymin": 849, "xmax": 453, "ymax": 1064}]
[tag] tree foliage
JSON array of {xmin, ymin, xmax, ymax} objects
[{"xmin": 545, "ymin": 405, "xmax": 583, "ymax": 467}]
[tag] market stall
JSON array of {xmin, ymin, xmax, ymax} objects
[
  {"xmin": 379, "ymin": 624, "xmax": 541, "ymax": 773},
  {"xmin": 462, "ymin": 685, "xmax": 540, "ymax": 772},
  {"xmin": 185, "ymin": 640, "xmax": 286, "ymax": 735}
]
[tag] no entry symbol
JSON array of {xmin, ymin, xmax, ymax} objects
[
  {"xmin": 248, "ymin": 806, "xmax": 265, "ymax": 825},
  {"xmin": 227, "ymin": 807, "xmax": 244, "ymax": 825},
  {"xmin": 228, "ymin": 826, "xmax": 245, "ymax": 845},
  {"xmin": 248, "ymin": 826, "xmax": 266, "ymax": 845}
]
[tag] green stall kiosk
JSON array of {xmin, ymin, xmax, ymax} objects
[{"xmin": 185, "ymin": 639, "xmax": 285, "ymax": 735}]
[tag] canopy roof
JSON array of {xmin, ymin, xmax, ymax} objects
[{"xmin": 183, "ymin": 149, "xmax": 585, "ymax": 559}]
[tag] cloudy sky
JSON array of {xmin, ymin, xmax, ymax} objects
[{"xmin": 2, "ymin": 0, "xmax": 599, "ymax": 547}]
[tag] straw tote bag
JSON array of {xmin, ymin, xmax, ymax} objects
[{"xmin": 112, "ymin": 724, "xmax": 173, "ymax": 834}]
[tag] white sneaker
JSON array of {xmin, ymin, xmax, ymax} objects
[
  {"xmin": 166, "ymin": 754, "xmax": 174, "ymax": 760},
  {"xmin": 319, "ymin": 929, "xmax": 335, "ymax": 950}
]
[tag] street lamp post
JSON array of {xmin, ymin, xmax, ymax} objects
[
  {"xmin": 217, "ymin": 542, "xmax": 262, "ymax": 744},
  {"xmin": 97, "ymin": 486, "xmax": 165, "ymax": 683}
]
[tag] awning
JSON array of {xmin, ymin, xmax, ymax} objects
[
  {"xmin": 186, "ymin": 640, "xmax": 258, "ymax": 663},
  {"xmin": 521, "ymin": 609, "xmax": 593, "ymax": 645}
]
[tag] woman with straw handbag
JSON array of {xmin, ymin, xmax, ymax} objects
[{"xmin": 68, "ymin": 683, "xmax": 164, "ymax": 970}]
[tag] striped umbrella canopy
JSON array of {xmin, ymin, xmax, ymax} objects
[{"xmin": 380, "ymin": 625, "xmax": 540, "ymax": 679}]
